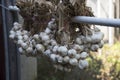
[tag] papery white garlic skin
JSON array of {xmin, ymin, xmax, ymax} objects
[
  {"xmin": 74, "ymin": 44, "xmax": 84, "ymax": 51},
  {"xmin": 52, "ymin": 45, "xmax": 59, "ymax": 53},
  {"xmin": 33, "ymin": 34, "xmax": 39, "ymax": 40},
  {"xmin": 76, "ymin": 37, "xmax": 82, "ymax": 44},
  {"xmin": 21, "ymin": 43, "xmax": 28, "ymax": 49},
  {"xmin": 50, "ymin": 54, "xmax": 57, "ymax": 62},
  {"xmin": 23, "ymin": 35, "xmax": 29, "ymax": 41},
  {"xmin": 26, "ymin": 47, "xmax": 33, "ymax": 53},
  {"xmin": 57, "ymin": 55, "xmax": 63, "ymax": 63},
  {"xmin": 17, "ymin": 40, "xmax": 24, "ymax": 45},
  {"xmin": 45, "ymin": 28, "xmax": 51, "ymax": 34},
  {"xmin": 18, "ymin": 47, "xmax": 25, "ymax": 54},
  {"xmin": 58, "ymin": 46, "xmax": 68, "ymax": 56},
  {"xmin": 35, "ymin": 44, "xmax": 45, "ymax": 52},
  {"xmin": 17, "ymin": 35, "xmax": 23, "ymax": 40},
  {"xmin": 63, "ymin": 56, "xmax": 70, "ymax": 63},
  {"xmin": 80, "ymin": 52, "xmax": 88, "ymax": 58},
  {"xmin": 9, "ymin": 34, "xmax": 15, "ymax": 39},
  {"xmin": 91, "ymin": 44, "xmax": 99, "ymax": 51},
  {"xmin": 69, "ymin": 58, "xmax": 78, "ymax": 66},
  {"xmin": 44, "ymin": 49, "xmax": 51, "ymax": 56},
  {"xmin": 75, "ymin": 54, "xmax": 81, "ymax": 59},
  {"xmin": 10, "ymin": 30, "xmax": 15, "ymax": 34},
  {"xmin": 68, "ymin": 49, "xmax": 77, "ymax": 57},
  {"xmin": 41, "ymin": 35, "xmax": 49, "ymax": 41},
  {"xmin": 16, "ymin": 31, "xmax": 22, "ymax": 36},
  {"xmin": 79, "ymin": 60, "xmax": 88, "ymax": 69}
]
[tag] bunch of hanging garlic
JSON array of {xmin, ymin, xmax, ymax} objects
[{"xmin": 9, "ymin": 18, "xmax": 104, "ymax": 72}]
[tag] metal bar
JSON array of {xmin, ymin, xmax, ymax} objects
[
  {"xmin": 1, "ymin": 0, "xmax": 10, "ymax": 80},
  {"xmin": 72, "ymin": 16, "xmax": 120, "ymax": 27}
]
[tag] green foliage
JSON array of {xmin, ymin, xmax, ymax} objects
[{"xmin": 37, "ymin": 42, "xmax": 120, "ymax": 80}]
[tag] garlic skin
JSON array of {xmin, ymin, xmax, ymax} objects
[
  {"xmin": 69, "ymin": 58, "xmax": 78, "ymax": 66},
  {"xmin": 18, "ymin": 47, "xmax": 25, "ymax": 54},
  {"xmin": 58, "ymin": 46, "xmax": 68, "ymax": 56},
  {"xmin": 76, "ymin": 37, "xmax": 82, "ymax": 44},
  {"xmin": 68, "ymin": 49, "xmax": 77, "ymax": 57},
  {"xmin": 91, "ymin": 44, "xmax": 99, "ymax": 51},
  {"xmin": 21, "ymin": 43, "xmax": 28, "ymax": 49},
  {"xmin": 79, "ymin": 60, "xmax": 88, "ymax": 69},
  {"xmin": 33, "ymin": 34, "xmax": 39, "ymax": 40},
  {"xmin": 17, "ymin": 35, "xmax": 23, "ymax": 40},
  {"xmin": 26, "ymin": 47, "xmax": 33, "ymax": 53},
  {"xmin": 17, "ymin": 40, "xmax": 24, "ymax": 45},
  {"xmin": 23, "ymin": 35, "xmax": 29, "ymax": 41},
  {"xmin": 50, "ymin": 54, "xmax": 57, "ymax": 62},
  {"xmin": 63, "ymin": 56, "xmax": 70, "ymax": 63},
  {"xmin": 35, "ymin": 44, "xmax": 45, "ymax": 52},
  {"xmin": 80, "ymin": 52, "xmax": 88, "ymax": 58},
  {"xmin": 44, "ymin": 49, "xmax": 51, "ymax": 56},
  {"xmin": 75, "ymin": 54, "xmax": 81, "ymax": 59}
]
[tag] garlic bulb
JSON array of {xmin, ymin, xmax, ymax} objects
[
  {"xmin": 69, "ymin": 58, "xmax": 78, "ymax": 66},
  {"xmin": 76, "ymin": 37, "xmax": 82, "ymax": 44},
  {"xmin": 26, "ymin": 47, "xmax": 33, "ymax": 53},
  {"xmin": 50, "ymin": 54, "xmax": 57, "ymax": 62},
  {"xmin": 45, "ymin": 28, "xmax": 51, "ymax": 34},
  {"xmin": 17, "ymin": 35, "xmax": 23, "ymax": 40},
  {"xmin": 21, "ymin": 42, "xmax": 28, "ymax": 49},
  {"xmin": 9, "ymin": 34, "xmax": 15, "ymax": 39},
  {"xmin": 68, "ymin": 49, "xmax": 77, "ymax": 57},
  {"xmin": 18, "ymin": 47, "xmax": 25, "ymax": 54},
  {"xmin": 63, "ymin": 56, "xmax": 70, "ymax": 63},
  {"xmin": 91, "ymin": 44, "xmax": 99, "ymax": 51},
  {"xmin": 80, "ymin": 52, "xmax": 88, "ymax": 58},
  {"xmin": 58, "ymin": 46, "xmax": 68, "ymax": 56},
  {"xmin": 33, "ymin": 34, "xmax": 39, "ymax": 40},
  {"xmin": 44, "ymin": 49, "xmax": 51, "ymax": 56},
  {"xmin": 79, "ymin": 60, "xmax": 88, "ymax": 69},
  {"xmin": 52, "ymin": 45, "xmax": 59, "ymax": 53},
  {"xmin": 23, "ymin": 35, "xmax": 29, "ymax": 41},
  {"xmin": 35, "ymin": 44, "xmax": 45, "ymax": 52},
  {"xmin": 17, "ymin": 39, "xmax": 24, "ymax": 45},
  {"xmin": 75, "ymin": 54, "xmax": 81, "ymax": 59}
]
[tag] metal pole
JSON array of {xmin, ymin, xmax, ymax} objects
[
  {"xmin": 1, "ymin": 0, "xmax": 10, "ymax": 80},
  {"xmin": 72, "ymin": 16, "xmax": 120, "ymax": 27}
]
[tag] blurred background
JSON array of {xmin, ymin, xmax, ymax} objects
[{"xmin": 0, "ymin": 0, "xmax": 120, "ymax": 80}]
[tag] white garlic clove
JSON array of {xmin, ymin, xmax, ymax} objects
[
  {"xmin": 58, "ymin": 46, "xmax": 68, "ymax": 56},
  {"xmin": 80, "ymin": 52, "xmax": 89, "ymax": 58},
  {"xmin": 75, "ymin": 54, "xmax": 81, "ymax": 59},
  {"xmin": 69, "ymin": 58, "xmax": 78, "ymax": 66},
  {"xmin": 68, "ymin": 49, "xmax": 77, "ymax": 57},
  {"xmin": 78, "ymin": 60, "xmax": 88, "ymax": 69},
  {"xmin": 63, "ymin": 56, "xmax": 70, "ymax": 63},
  {"xmin": 21, "ymin": 43, "xmax": 28, "ymax": 49},
  {"xmin": 26, "ymin": 47, "xmax": 33, "ymax": 53},
  {"xmin": 35, "ymin": 44, "xmax": 45, "ymax": 52},
  {"xmin": 45, "ymin": 28, "xmax": 51, "ymax": 34}
]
